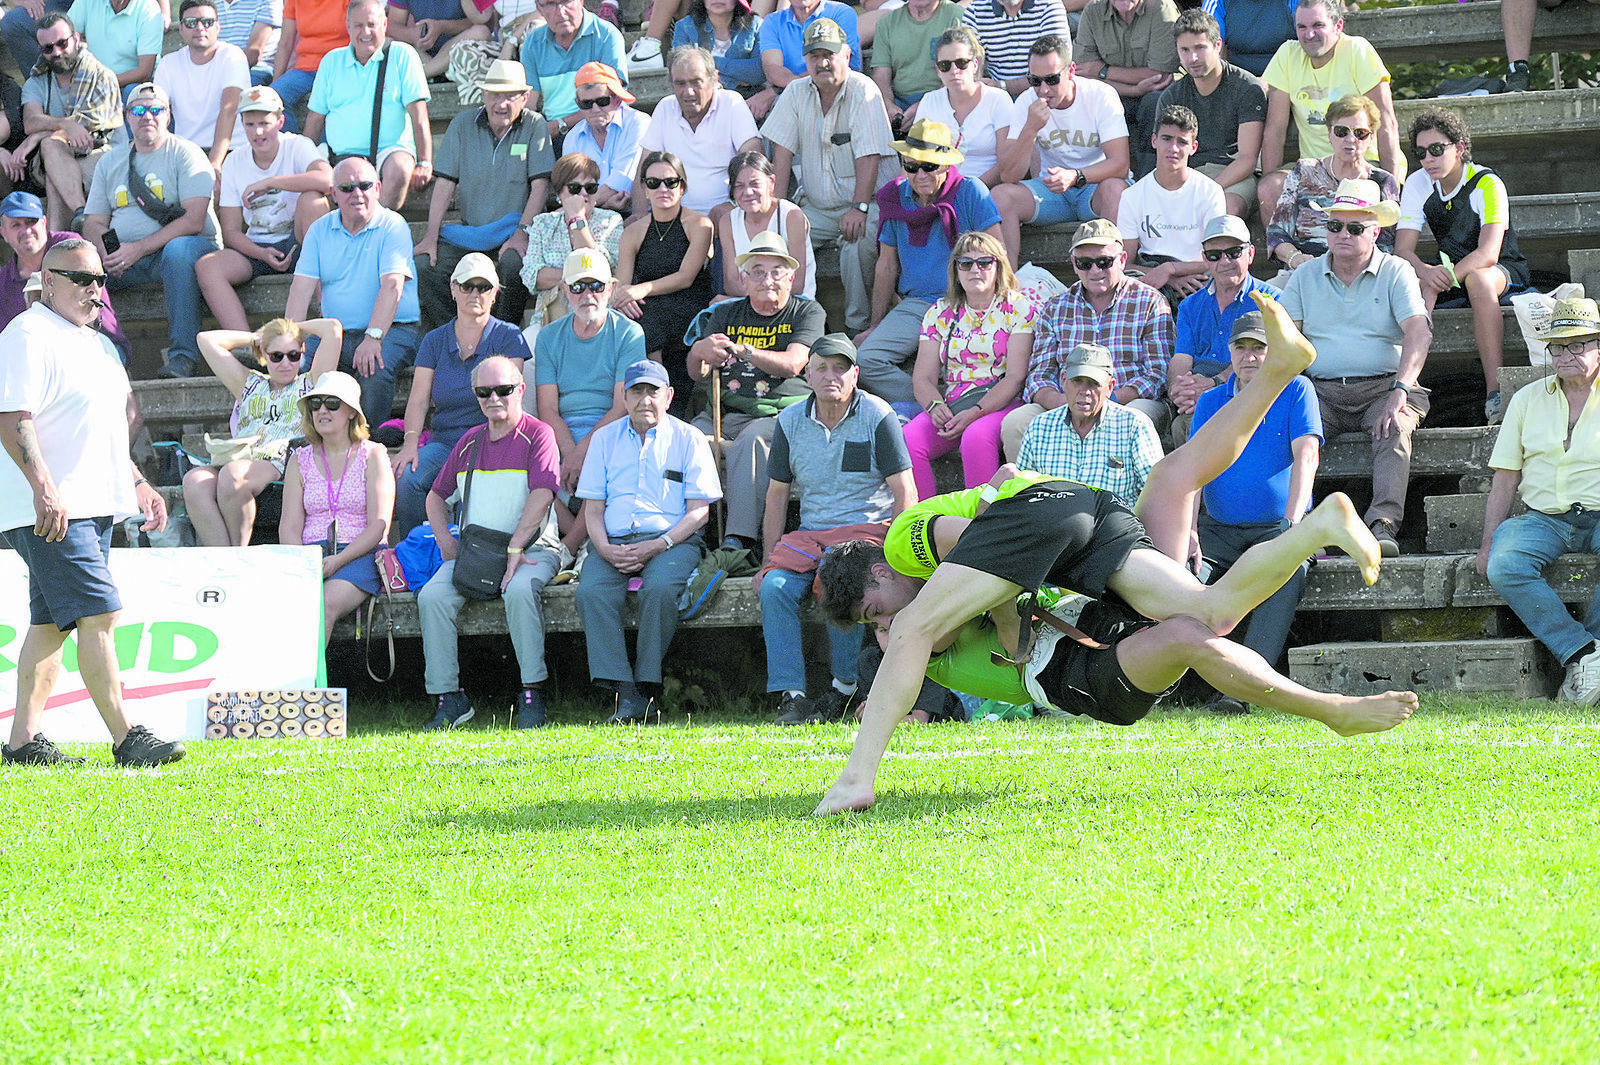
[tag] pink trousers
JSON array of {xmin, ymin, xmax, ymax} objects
[{"xmin": 902, "ymin": 403, "xmax": 1021, "ymax": 499}]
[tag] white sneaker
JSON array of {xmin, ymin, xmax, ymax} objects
[
  {"xmin": 1559, "ymin": 645, "xmax": 1600, "ymax": 704},
  {"xmin": 628, "ymin": 37, "xmax": 664, "ymax": 70}
]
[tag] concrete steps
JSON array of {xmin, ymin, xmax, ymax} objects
[{"xmin": 1345, "ymin": 1, "xmax": 1600, "ymax": 66}]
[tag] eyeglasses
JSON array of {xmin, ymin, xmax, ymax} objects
[
  {"xmin": 49, "ymin": 267, "xmax": 107, "ymax": 287},
  {"xmin": 180, "ymin": 16, "xmax": 217, "ymax": 28},
  {"xmin": 306, "ymin": 396, "xmax": 345, "ymax": 412},
  {"xmin": 1026, "ymin": 72, "xmax": 1064, "ymax": 87},
  {"xmin": 456, "ymin": 280, "xmax": 495, "ymax": 293},
  {"xmin": 577, "ymin": 94, "xmax": 614, "ymax": 110},
  {"xmin": 935, "ymin": 57, "xmax": 973, "ymax": 72},
  {"xmin": 643, "ymin": 175, "xmax": 683, "ymax": 190},
  {"xmin": 1203, "ymin": 246, "xmax": 1249, "ymax": 262},
  {"xmin": 568, "ymin": 280, "xmax": 606, "ymax": 294},
  {"xmin": 265, "ymin": 348, "xmax": 302, "ymax": 364},
  {"xmin": 39, "ymin": 37, "xmax": 73, "ymax": 54},
  {"xmin": 336, "ymin": 180, "xmax": 376, "ymax": 194},
  {"xmin": 1325, "ymin": 219, "xmax": 1373, "ymax": 235},
  {"xmin": 129, "ymin": 104, "xmax": 166, "ymax": 117},
  {"xmin": 474, "ymin": 384, "xmax": 519, "ymax": 398},
  {"xmin": 901, "ymin": 160, "xmax": 941, "ymax": 174},
  {"xmin": 1073, "ymin": 255, "xmax": 1117, "ymax": 272},
  {"xmin": 565, "ymin": 181, "xmax": 600, "ymax": 195},
  {"xmin": 1415, "ymin": 142, "xmax": 1452, "ymax": 159},
  {"xmin": 1330, "ymin": 125, "xmax": 1372, "ymax": 141},
  {"xmin": 1551, "ymin": 339, "xmax": 1600, "ymax": 357},
  {"xmin": 955, "ymin": 256, "xmax": 997, "ymax": 271},
  {"xmin": 743, "ymin": 266, "xmax": 792, "ymax": 282}
]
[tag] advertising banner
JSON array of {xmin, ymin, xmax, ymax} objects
[{"xmin": 0, "ymin": 546, "xmax": 326, "ymax": 743}]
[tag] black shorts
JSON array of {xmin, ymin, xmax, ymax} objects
[
  {"xmin": 1034, "ymin": 600, "xmax": 1170, "ymax": 726},
  {"xmin": 941, "ymin": 481, "xmax": 1153, "ymax": 598}
]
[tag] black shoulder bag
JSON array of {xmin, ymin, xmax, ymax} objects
[
  {"xmin": 328, "ymin": 44, "xmax": 391, "ymax": 166},
  {"xmin": 451, "ymin": 439, "xmax": 512, "ymax": 600},
  {"xmin": 125, "ymin": 148, "xmax": 187, "ymax": 228}
]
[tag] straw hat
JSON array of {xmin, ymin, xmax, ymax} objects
[
  {"xmin": 1543, "ymin": 298, "xmax": 1600, "ymax": 342},
  {"xmin": 736, "ymin": 231, "xmax": 799, "ymax": 272},
  {"xmin": 1310, "ymin": 178, "xmax": 1401, "ymax": 228},
  {"xmin": 892, "ymin": 118, "xmax": 965, "ymax": 167}
]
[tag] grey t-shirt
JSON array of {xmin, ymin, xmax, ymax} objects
[
  {"xmin": 86, "ymin": 135, "xmax": 219, "ymax": 243},
  {"xmin": 1156, "ymin": 63, "xmax": 1266, "ymax": 168}
]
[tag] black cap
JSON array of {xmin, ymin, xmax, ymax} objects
[{"xmin": 809, "ymin": 332, "xmax": 858, "ymax": 365}]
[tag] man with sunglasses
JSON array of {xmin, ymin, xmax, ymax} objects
[
  {"xmin": 153, "ymin": 0, "xmax": 250, "ymax": 175},
  {"xmin": 1478, "ymin": 299, "xmax": 1600, "ymax": 705},
  {"xmin": 958, "ymin": 0, "xmax": 1072, "ymax": 97},
  {"xmin": 1279, "ymin": 177, "xmax": 1429, "ymax": 558},
  {"xmin": 65, "ymin": 0, "xmax": 162, "ymax": 96},
  {"xmin": 521, "ymin": 0, "xmax": 626, "ymax": 143},
  {"xmin": 991, "ymin": 34, "xmax": 1130, "ymax": 268},
  {"xmin": 0, "ymin": 189, "xmax": 130, "ymax": 361},
  {"xmin": 562, "ymin": 61, "xmax": 649, "ymax": 213},
  {"xmin": 82, "ymin": 81, "xmax": 222, "ymax": 381},
  {"xmin": 418, "ymin": 354, "xmax": 563, "ymax": 731},
  {"xmin": 0, "ymin": 237, "xmax": 185, "ymax": 768},
  {"xmin": 17, "ymin": 12, "xmax": 121, "ymax": 233},
  {"xmin": 414, "ymin": 58, "xmax": 552, "ymax": 333}
]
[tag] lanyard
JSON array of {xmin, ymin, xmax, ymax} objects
[{"xmin": 317, "ymin": 441, "xmax": 356, "ymax": 543}]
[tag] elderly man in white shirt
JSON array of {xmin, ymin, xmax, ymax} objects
[{"xmin": 635, "ymin": 45, "xmax": 759, "ymax": 216}]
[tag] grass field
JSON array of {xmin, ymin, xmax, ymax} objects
[{"xmin": 3, "ymin": 696, "xmax": 1598, "ymax": 1064}]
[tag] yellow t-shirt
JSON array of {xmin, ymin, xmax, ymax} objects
[
  {"xmin": 1489, "ymin": 377, "xmax": 1600, "ymax": 514},
  {"xmin": 1263, "ymin": 34, "xmax": 1392, "ymax": 169},
  {"xmin": 884, "ymin": 471, "xmax": 1063, "ymax": 580}
]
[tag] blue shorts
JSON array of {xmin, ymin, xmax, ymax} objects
[
  {"xmin": 3, "ymin": 517, "xmax": 120, "ymax": 631},
  {"xmin": 1020, "ymin": 178, "xmax": 1100, "ymax": 226},
  {"xmin": 247, "ymin": 238, "xmax": 300, "ymax": 280}
]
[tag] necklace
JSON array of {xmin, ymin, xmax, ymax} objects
[{"xmin": 648, "ymin": 209, "xmax": 680, "ymax": 243}]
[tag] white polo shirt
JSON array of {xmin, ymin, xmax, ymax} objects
[{"xmin": 638, "ymin": 88, "xmax": 758, "ymax": 214}]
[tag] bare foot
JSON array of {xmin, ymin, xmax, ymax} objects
[
  {"xmin": 1250, "ymin": 289, "xmax": 1317, "ymax": 379},
  {"xmin": 1321, "ymin": 689, "xmax": 1419, "ymax": 736},
  {"xmin": 1307, "ymin": 492, "xmax": 1381, "ymax": 585},
  {"xmin": 813, "ymin": 775, "xmax": 877, "ymax": 816}
]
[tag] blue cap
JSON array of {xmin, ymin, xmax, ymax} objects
[
  {"xmin": 624, "ymin": 360, "xmax": 671, "ymax": 390},
  {"xmin": 0, "ymin": 191, "xmax": 44, "ymax": 220}
]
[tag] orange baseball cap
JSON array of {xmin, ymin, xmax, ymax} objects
[{"xmin": 574, "ymin": 61, "xmax": 634, "ymax": 105}]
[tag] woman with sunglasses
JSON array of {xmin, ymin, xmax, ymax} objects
[
  {"xmin": 910, "ymin": 27, "xmax": 1011, "ymax": 189},
  {"xmin": 520, "ymin": 154, "xmax": 626, "ymax": 324},
  {"xmin": 1266, "ymin": 94, "xmax": 1399, "ymax": 272},
  {"xmin": 183, "ymin": 317, "xmax": 343, "ymax": 547},
  {"xmin": 613, "ymin": 150, "xmax": 715, "ymax": 405},
  {"xmin": 392, "ymin": 253, "xmax": 532, "ymax": 540},
  {"xmin": 281, "ymin": 371, "xmax": 396, "ymax": 645},
  {"xmin": 901, "ymin": 231, "xmax": 1033, "ymax": 498},
  {"xmin": 717, "ymin": 151, "xmax": 813, "ymax": 300}
]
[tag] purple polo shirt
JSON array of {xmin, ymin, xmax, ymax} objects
[{"xmin": 0, "ymin": 231, "xmax": 129, "ymax": 348}]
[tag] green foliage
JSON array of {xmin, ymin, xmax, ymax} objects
[{"xmin": 3, "ymin": 697, "xmax": 1599, "ymax": 1063}]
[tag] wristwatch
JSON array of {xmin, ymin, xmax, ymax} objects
[
  {"xmin": 853, "ymin": 201, "xmax": 869, "ymax": 214},
  {"xmin": 659, "ymin": 531, "xmax": 676, "ymax": 550},
  {"xmin": 1072, "ymin": 171, "xmax": 1088, "ymax": 189},
  {"xmin": 567, "ymin": 215, "xmax": 588, "ymax": 229},
  {"xmin": 1097, "ymin": 67, "xmax": 1109, "ymax": 81},
  {"xmin": 1389, "ymin": 380, "xmax": 1413, "ymax": 395},
  {"xmin": 364, "ymin": 326, "xmax": 385, "ymax": 341}
]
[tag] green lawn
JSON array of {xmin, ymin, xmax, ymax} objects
[{"xmin": 3, "ymin": 698, "xmax": 1598, "ymax": 1064}]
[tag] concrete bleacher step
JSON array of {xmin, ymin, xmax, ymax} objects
[
  {"xmin": 1288, "ymin": 637, "xmax": 1556, "ymax": 698},
  {"xmin": 1345, "ymin": 1, "xmax": 1600, "ymax": 66}
]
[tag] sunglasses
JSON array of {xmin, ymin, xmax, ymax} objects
[
  {"xmin": 565, "ymin": 181, "xmax": 600, "ymax": 195},
  {"xmin": 336, "ymin": 180, "xmax": 376, "ymax": 194},
  {"xmin": 1325, "ymin": 219, "xmax": 1373, "ymax": 235},
  {"xmin": 474, "ymin": 384, "xmax": 519, "ymax": 398},
  {"xmin": 306, "ymin": 396, "xmax": 345, "ymax": 412},
  {"xmin": 901, "ymin": 160, "xmax": 941, "ymax": 174},
  {"xmin": 1073, "ymin": 255, "xmax": 1117, "ymax": 272},
  {"xmin": 935, "ymin": 57, "xmax": 973, "ymax": 72},
  {"xmin": 577, "ymin": 94, "xmax": 614, "ymax": 110},
  {"xmin": 1330, "ymin": 125, "xmax": 1372, "ymax": 141},
  {"xmin": 456, "ymin": 280, "xmax": 495, "ymax": 293},
  {"xmin": 1415, "ymin": 142, "xmax": 1452, "ymax": 158},
  {"xmin": 643, "ymin": 175, "xmax": 683, "ymax": 190},
  {"xmin": 39, "ymin": 37, "xmax": 73, "ymax": 53},
  {"xmin": 129, "ymin": 104, "xmax": 166, "ymax": 117},
  {"xmin": 955, "ymin": 256, "xmax": 997, "ymax": 271},
  {"xmin": 1203, "ymin": 246, "xmax": 1249, "ymax": 262},
  {"xmin": 1026, "ymin": 72, "xmax": 1064, "ymax": 87},
  {"xmin": 49, "ymin": 267, "xmax": 107, "ymax": 287},
  {"xmin": 180, "ymin": 15, "xmax": 217, "ymax": 28},
  {"xmin": 265, "ymin": 348, "xmax": 302, "ymax": 364},
  {"xmin": 568, "ymin": 280, "xmax": 606, "ymax": 294}
]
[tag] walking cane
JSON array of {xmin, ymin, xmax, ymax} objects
[{"xmin": 711, "ymin": 367, "xmax": 727, "ymax": 542}]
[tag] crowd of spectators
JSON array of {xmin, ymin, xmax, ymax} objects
[{"xmin": 0, "ymin": 0, "xmax": 1592, "ymax": 725}]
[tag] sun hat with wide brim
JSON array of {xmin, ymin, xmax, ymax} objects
[
  {"xmin": 1309, "ymin": 178, "xmax": 1401, "ymax": 228},
  {"xmin": 892, "ymin": 118, "xmax": 965, "ymax": 167},
  {"xmin": 299, "ymin": 371, "xmax": 367, "ymax": 427},
  {"xmin": 479, "ymin": 59, "xmax": 532, "ymax": 94},
  {"xmin": 1543, "ymin": 297, "xmax": 1600, "ymax": 342},
  {"xmin": 736, "ymin": 230, "xmax": 799, "ymax": 272}
]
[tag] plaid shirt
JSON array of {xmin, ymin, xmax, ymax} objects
[
  {"xmin": 1015, "ymin": 401, "xmax": 1163, "ymax": 507},
  {"xmin": 28, "ymin": 51, "xmax": 122, "ymax": 139},
  {"xmin": 1024, "ymin": 278, "xmax": 1174, "ymax": 402}
]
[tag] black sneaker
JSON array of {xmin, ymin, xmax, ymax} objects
[
  {"xmin": 424, "ymin": 690, "xmax": 475, "ymax": 731},
  {"xmin": 1369, "ymin": 518, "xmax": 1400, "ymax": 558},
  {"xmin": 605, "ymin": 692, "xmax": 659, "ymax": 725},
  {"xmin": 112, "ymin": 725, "xmax": 185, "ymax": 767},
  {"xmin": 1506, "ymin": 62, "xmax": 1531, "ymax": 93},
  {"xmin": 812, "ymin": 688, "xmax": 854, "ymax": 723},
  {"xmin": 2, "ymin": 734, "xmax": 87, "ymax": 766},
  {"xmin": 773, "ymin": 691, "xmax": 816, "ymax": 726},
  {"xmin": 512, "ymin": 688, "xmax": 548, "ymax": 729},
  {"xmin": 1204, "ymin": 693, "xmax": 1249, "ymax": 716}
]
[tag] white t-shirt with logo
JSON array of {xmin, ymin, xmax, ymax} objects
[
  {"xmin": 154, "ymin": 42, "xmax": 252, "ymax": 152},
  {"xmin": 1011, "ymin": 77, "xmax": 1128, "ymax": 174},
  {"xmin": 220, "ymin": 132, "xmax": 323, "ymax": 243},
  {"xmin": 1117, "ymin": 169, "xmax": 1227, "ymax": 261}
]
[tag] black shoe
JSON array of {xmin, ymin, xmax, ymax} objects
[
  {"xmin": 512, "ymin": 688, "xmax": 548, "ymax": 729},
  {"xmin": 1369, "ymin": 519, "xmax": 1400, "ymax": 558},
  {"xmin": 812, "ymin": 688, "xmax": 854, "ymax": 723},
  {"xmin": 112, "ymin": 725, "xmax": 185, "ymax": 767},
  {"xmin": 1205, "ymin": 693, "xmax": 1249, "ymax": 716},
  {"xmin": 773, "ymin": 691, "xmax": 816, "ymax": 726},
  {"xmin": 605, "ymin": 692, "xmax": 658, "ymax": 725},
  {"xmin": 2, "ymin": 734, "xmax": 87, "ymax": 766},
  {"xmin": 1506, "ymin": 62, "xmax": 1531, "ymax": 93},
  {"xmin": 424, "ymin": 690, "xmax": 475, "ymax": 731},
  {"xmin": 156, "ymin": 354, "xmax": 197, "ymax": 380}
]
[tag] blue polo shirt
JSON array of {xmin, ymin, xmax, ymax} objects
[
  {"xmin": 415, "ymin": 318, "xmax": 533, "ymax": 440},
  {"xmin": 309, "ymin": 41, "xmax": 431, "ymax": 158},
  {"xmin": 878, "ymin": 175, "xmax": 1002, "ymax": 300},
  {"xmin": 521, "ymin": 13, "xmax": 627, "ymax": 122},
  {"xmin": 297, "ymin": 207, "xmax": 421, "ymax": 327},
  {"xmin": 1174, "ymin": 274, "xmax": 1281, "ymax": 373},
  {"xmin": 768, "ymin": 391, "xmax": 909, "ymax": 530},
  {"xmin": 534, "ymin": 311, "xmax": 644, "ymax": 438},
  {"xmin": 562, "ymin": 105, "xmax": 651, "ymax": 195},
  {"xmin": 758, "ymin": 2, "xmax": 862, "ymax": 76},
  {"xmin": 1193, "ymin": 373, "xmax": 1322, "ymax": 525},
  {"xmin": 576, "ymin": 412, "xmax": 722, "ymax": 538}
]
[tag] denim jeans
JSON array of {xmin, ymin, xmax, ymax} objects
[
  {"xmin": 106, "ymin": 234, "xmax": 219, "ymax": 366},
  {"xmin": 393, "ymin": 433, "xmax": 463, "ymax": 540},
  {"xmin": 1485, "ymin": 508, "xmax": 1600, "ymax": 663},
  {"xmin": 1, "ymin": 0, "xmax": 70, "ymax": 76},
  {"xmin": 759, "ymin": 566, "xmax": 862, "ymax": 693},
  {"xmin": 269, "ymin": 68, "xmax": 316, "ymax": 133},
  {"xmin": 334, "ymin": 324, "xmax": 421, "ymax": 427}
]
